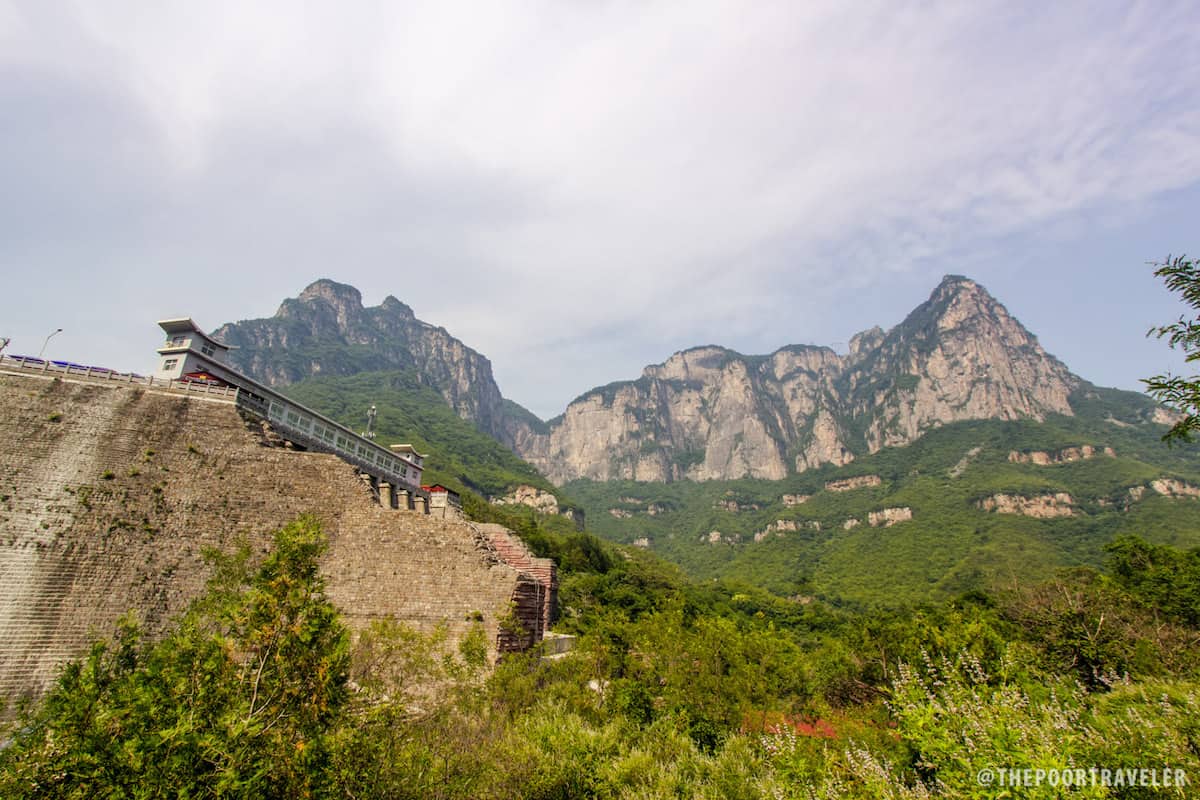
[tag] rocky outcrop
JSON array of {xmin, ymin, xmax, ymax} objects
[
  {"xmin": 515, "ymin": 276, "xmax": 1083, "ymax": 482},
  {"xmin": 212, "ymin": 279, "xmax": 541, "ymax": 447},
  {"xmin": 1009, "ymin": 445, "xmax": 1115, "ymax": 465},
  {"xmin": 714, "ymin": 498, "xmax": 761, "ymax": 512},
  {"xmin": 1150, "ymin": 478, "xmax": 1200, "ymax": 498},
  {"xmin": 753, "ymin": 518, "xmax": 821, "ymax": 542},
  {"xmin": 843, "ymin": 277, "xmax": 1078, "ymax": 454},
  {"xmin": 491, "ymin": 484, "xmax": 583, "ymax": 527},
  {"xmin": 978, "ymin": 493, "xmax": 1075, "ymax": 518},
  {"xmin": 492, "ymin": 484, "xmax": 560, "ymax": 514},
  {"xmin": 949, "ymin": 446, "xmax": 983, "ymax": 478},
  {"xmin": 842, "ymin": 518, "xmax": 861, "ymax": 530},
  {"xmin": 868, "ymin": 507, "xmax": 913, "ymax": 527},
  {"xmin": 781, "ymin": 493, "xmax": 811, "ymax": 506},
  {"xmin": 702, "ymin": 530, "xmax": 743, "ymax": 545},
  {"xmin": 1128, "ymin": 479, "xmax": 1200, "ymax": 502},
  {"xmin": 826, "ymin": 475, "xmax": 882, "ymax": 492},
  {"xmin": 1154, "ymin": 407, "xmax": 1184, "ymax": 426}
]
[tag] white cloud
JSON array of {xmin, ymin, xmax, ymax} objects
[{"xmin": 1, "ymin": 0, "xmax": 1198, "ymax": 415}]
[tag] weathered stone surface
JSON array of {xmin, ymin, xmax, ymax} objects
[
  {"xmin": 781, "ymin": 493, "xmax": 811, "ymax": 507},
  {"xmin": 490, "ymin": 484, "xmax": 582, "ymax": 528},
  {"xmin": 714, "ymin": 498, "xmax": 760, "ymax": 512},
  {"xmin": 867, "ymin": 507, "xmax": 913, "ymax": 527},
  {"xmin": 948, "ymin": 446, "xmax": 983, "ymax": 478},
  {"xmin": 1154, "ymin": 407, "xmax": 1184, "ymax": 426},
  {"xmin": 703, "ymin": 530, "xmax": 743, "ymax": 545},
  {"xmin": 1149, "ymin": 479, "xmax": 1200, "ymax": 499},
  {"xmin": 825, "ymin": 475, "xmax": 883, "ymax": 492},
  {"xmin": 842, "ymin": 518, "xmax": 861, "ymax": 530},
  {"xmin": 1008, "ymin": 445, "xmax": 1115, "ymax": 465},
  {"xmin": 211, "ymin": 279, "xmax": 541, "ymax": 448},
  {"xmin": 1124, "ymin": 480, "xmax": 1200, "ymax": 506},
  {"xmin": 752, "ymin": 518, "xmax": 819, "ymax": 542},
  {"xmin": 492, "ymin": 484, "xmax": 559, "ymax": 514},
  {"xmin": 0, "ymin": 373, "xmax": 547, "ymax": 705},
  {"xmin": 514, "ymin": 276, "xmax": 1085, "ymax": 482},
  {"xmin": 977, "ymin": 493, "xmax": 1075, "ymax": 518}
]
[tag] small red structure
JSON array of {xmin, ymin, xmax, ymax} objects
[{"xmin": 422, "ymin": 484, "xmax": 462, "ymax": 517}]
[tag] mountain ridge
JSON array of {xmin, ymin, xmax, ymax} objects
[
  {"xmin": 211, "ymin": 279, "xmax": 529, "ymax": 445},
  {"xmin": 211, "ymin": 275, "xmax": 1164, "ymax": 488},
  {"xmin": 512, "ymin": 275, "xmax": 1088, "ymax": 483}
]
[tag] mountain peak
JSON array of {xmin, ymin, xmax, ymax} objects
[
  {"xmin": 515, "ymin": 274, "xmax": 1083, "ymax": 483},
  {"xmin": 938, "ymin": 273, "xmax": 975, "ymax": 288},
  {"xmin": 904, "ymin": 275, "xmax": 1010, "ymax": 336},
  {"xmin": 380, "ymin": 295, "xmax": 414, "ymax": 317},
  {"xmin": 294, "ymin": 279, "xmax": 363, "ymax": 310}
]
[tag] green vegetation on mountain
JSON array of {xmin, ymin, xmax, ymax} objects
[
  {"xmin": 282, "ymin": 370, "xmax": 558, "ymax": 500},
  {"xmin": 22, "ymin": 265, "xmax": 1189, "ymax": 796},
  {"xmin": 567, "ymin": 385, "xmax": 1200, "ymax": 607}
]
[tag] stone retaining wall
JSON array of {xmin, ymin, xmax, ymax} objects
[{"xmin": 0, "ymin": 373, "xmax": 550, "ymax": 706}]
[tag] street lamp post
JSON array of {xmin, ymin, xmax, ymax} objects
[{"xmin": 38, "ymin": 328, "xmax": 63, "ymax": 359}]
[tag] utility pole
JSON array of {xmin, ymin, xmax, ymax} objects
[
  {"xmin": 38, "ymin": 328, "xmax": 63, "ymax": 359},
  {"xmin": 364, "ymin": 404, "xmax": 377, "ymax": 439}
]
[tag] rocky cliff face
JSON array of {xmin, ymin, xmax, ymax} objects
[
  {"xmin": 516, "ymin": 276, "xmax": 1082, "ymax": 483},
  {"xmin": 212, "ymin": 279, "xmax": 525, "ymax": 443},
  {"xmin": 839, "ymin": 275, "xmax": 1077, "ymax": 453}
]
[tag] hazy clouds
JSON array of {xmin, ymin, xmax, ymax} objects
[{"xmin": 2, "ymin": 1, "xmax": 1199, "ymax": 416}]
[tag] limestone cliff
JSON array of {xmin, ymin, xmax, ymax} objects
[
  {"xmin": 839, "ymin": 276, "xmax": 1078, "ymax": 453},
  {"xmin": 516, "ymin": 276, "xmax": 1082, "ymax": 483},
  {"xmin": 212, "ymin": 279, "xmax": 531, "ymax": 444}
]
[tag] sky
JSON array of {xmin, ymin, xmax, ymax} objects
[{"xmin": 2, "ymin": 1, "xmax": 1199, "ymax": 419}]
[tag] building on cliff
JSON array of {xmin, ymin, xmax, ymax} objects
[
  {"xmin": 0, "ymin": 329, "xmax": 557, "ymax": 708},
  {"xmin": 154, "ymin": 318, "xmax": 235, "ymax": 382},
  {"xmin": 424, "ymin": 484, "xmax": 463, "ymax": 519},
  {"xmin": 151, "ymin": 317, "xmax": 427, "ymax": 497}
]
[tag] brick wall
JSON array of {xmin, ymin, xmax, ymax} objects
[{"xmin": 0, "ymin": 372, "xmax": 550, "ymax": 706}]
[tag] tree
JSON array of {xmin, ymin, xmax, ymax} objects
[
  {"xmin": 1144, "ymin": 254, "xmax": 1200, "ymax": 443},
  {"xmin": 0, "ymin": 516, "xmax": 349, "ymax": 798}
]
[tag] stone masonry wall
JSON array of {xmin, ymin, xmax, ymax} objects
[
  {"xmin": 0, "ymin": 372, "xmax": 541, "ymax": 705},
  {"xmin": 473, "ymin": 523, "xmax": 558, "ymax": 648}
]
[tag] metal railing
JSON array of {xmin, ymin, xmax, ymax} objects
[
  {"xmin": 0, "ymin": 354, "xmax": 239, "ymax": 398},
  {"xmin": 239, "ymin": 390, "xmax": 424, "ymax": 492},
  {"xmin": 0, "ymin": 352, "xmax": 424, "ymax": 495}
]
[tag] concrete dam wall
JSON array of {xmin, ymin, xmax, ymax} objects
[{"xmin": 0, "ymin": 370, "xmax": 555, "ymax": 705}]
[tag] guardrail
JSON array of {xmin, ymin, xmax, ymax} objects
[
  {"xmin": 0, "ymin": 351, "xmax": 423, "ymax": 496},
  {"xmin": 239, "ymin": 390, "xmax": 424, "ymax": 492},
  {"xmin": 0, "ymin": 354, "xmax": 239, "ymax": 399}
]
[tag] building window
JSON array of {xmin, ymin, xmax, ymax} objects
[
  {"xmin": 163, "ymin": 358, "xmax": 178, "ymax": 370},
  {"xmin": 200, "ymin": 343, "xmax": 215, "ymax": 356},
  {"xmin": 170, "ymin": 336, "xmax": 185, "ymax": 346}
]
